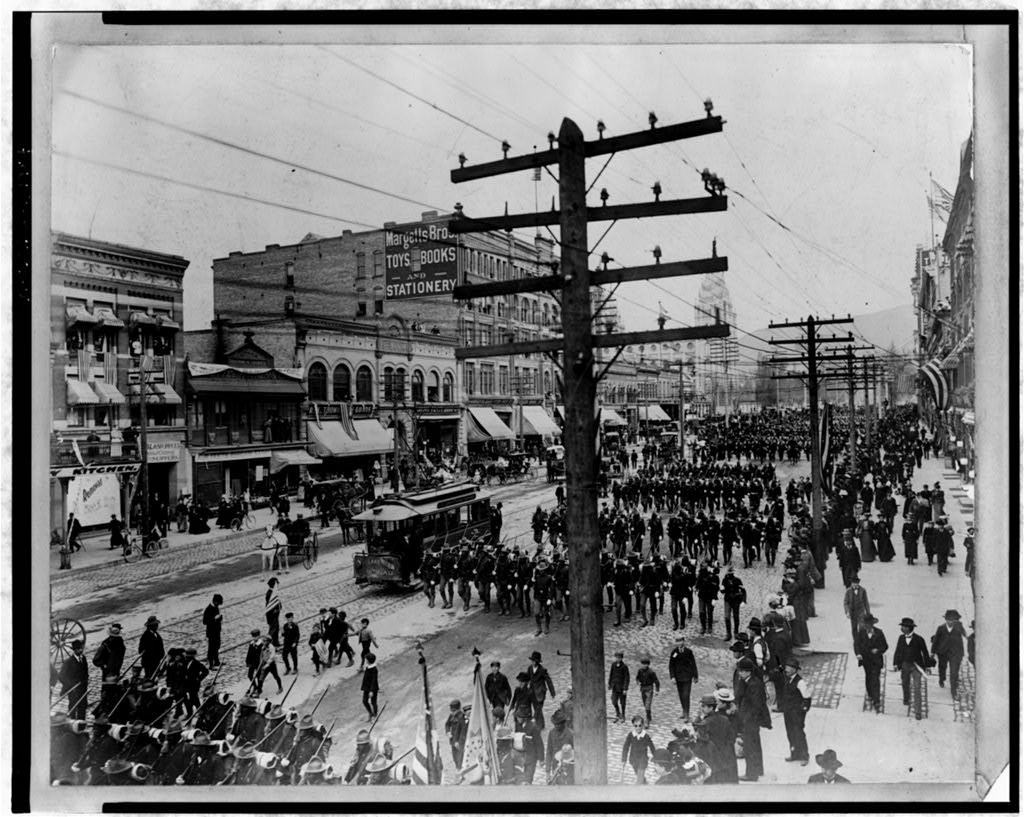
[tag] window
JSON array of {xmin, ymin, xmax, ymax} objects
[
  {"xmin": 356, "ymin": 252, "xmax": 366, "ymax": 279},
  {"xmin": 464, "ymin": 363, "xmax": 476, "ymax": 396},
  {"xmin": 480, "ymin": 324, "xmax": 493, "ymax": 347},
  {"xmin": 383, "ymin": 366, "xmax": 395, "ymax": 402},
  {"xmin": 285, "ymin": 261, "xmax": 295, "ymax": 288},
  {"xmin": 499, "ymin": 366, "xmax": 509, "ymax": 395},
  {"xmin": 544, "ymin": 370, "xmax": 552, "ymax": 396},
  {"xmin": 396, "ymin": 368, "xmax": 407, "ymax": 402},
  {"xmin": 463, "ymin": 322, "xmax": 475, "ymax": 347},
  {"xmin": 308, "ymin": 362, "xmax": 328, "ymax": 402},
  {"xmin": 374, "ymin": 286, "xmax": 384, "ymax": 314},
  {"xmin": 480, "ymin": 364, "xmax": 494, "ymax": 395},
  {"xmin": 333, "ymin": 364, "xmax": 351, "ymax": 401},
  {"xmin": 356, "ymin": 366, "xmax": 374, "ymax": 401},
  {"xmin": 66, "ymin": 327, "xmax": 85, "ymax": 353},
  {"xmin": 373, "ymin": 250, "xmax": 384, "ymax": 278},
  {"xmin": 154, "ymin": 333, "xmax": 173, "ymax": 357},
  {"xmin": 411, "ymin": 370, "xmax": 425, "ymax": 402},
  {"xmin": 443, "ymin": 372, "xmax": 454, "ymax": 402},
  {"xmin": 428, "ymin": 372, "xmax": 440, "ymax": 402},
  {"xmin": 356, "ymin": 302, "xmax": 367, "ymax": 317}
]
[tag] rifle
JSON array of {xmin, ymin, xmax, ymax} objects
[
  {"xmin": 308, "ymin": 684, "xmax": 331, "ymax": 719},
  {"xmin": 148, "ymin": 700, "xmax": 180, "ymax": 728},
  {"xmin": 116, "ymin": 654, "xmax": 142, "ymax": 682},
  {"xmin": 312, "ymin": 717, "xmax": 337, "ymax": 760},
  {"xmin": 209, "ymin": 701, "xmax": 236, "ymax": 738},
  {"xmin": 366, "ymin": 701, "xmax": 388, "ymax": 737},
  {"xmin": 66, "ymin": 687, "xmax": 91, "ymax": 717},
  {"xmin": 279, "ymin": 674, "xmax": 299, "ymax": 707},
  {"xmin": 51, "ymin": 682, "xmax": 82, "ymax": 709}
]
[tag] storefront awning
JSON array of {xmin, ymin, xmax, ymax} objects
[
  {"xmin": 91, "ymin": 380, "xmax": 127, "ymax": 405},
  {"xmin": 520, "ymin": 405, "xmax": 561, "ymax": 437},
  {"xmin": 269, "ymin": 448, "xmax": 322, "ymax": 473},
  {"xmin": 307, "ymin": 419, "xmax": 394, "ymax": 458},
  {"xmin": 188, "ymin": 376, "xmax": 305, "ymax": 396},
  {"xmin": 639, "ymin": 404, "xmax": 672, "ymax": 422},
  {"xmin": 130, "ymin": 311, "xmax": 158, "ymax": 326},
  {"xmin": 93, "ymin": 307, "xmax": 125, "ymax": 328},
  {"xmin": 467, "ymin": 406, "xmax": 514, "ymax": 440},
  {"xmin": 66, "ymin": 379, "xmax": 100, "ymax": 405},
  {"xmin": 157, "ymin": 314, "xmax": 181, "ymax": 331},
  {"xmin": 416, "ymin": 413, "xmax": 461, "ymax": 421},
  {"xmin": 129, "ymin": 383, "xmax": 183, "ymax": 405},
  {"xmin": 600, "ymin": 407, "xmax": 628, "ymax": 427},
  {"xmin": 66, "ymin": 305, "xmax": 98, "ymax": 325}
]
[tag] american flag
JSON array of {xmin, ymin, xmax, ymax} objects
[
  {"xmin": 459, "ymin": 659, "xmax": 500, "ymax": 784},
  {"xmin": 411, "ymin": 647, "xmax": 443, "ymax": 785},
  {"xmin": 817, "ymin": 402, "xmax": 833, "ymax": 495},
  {"xmin": 920, "ymin": 357, "xmax": 950, "ymax": 412},
  {"xmin": 929, "ymin": 178, "xmax": 954, "ymax": 222}
]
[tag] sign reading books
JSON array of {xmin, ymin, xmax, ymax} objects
[{"xmin": 384, "ymin": 220, "xmax": 457, "ymax": 300}]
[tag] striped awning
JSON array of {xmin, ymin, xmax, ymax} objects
[
  {"xmin": 467, "ymin": 406, "xmax": 514, "ymax": 440},
  {"xmin": 93, "ymin": 307, "xmax": 124, "ymax": 328},
  {"xmin": 66, "ymin": 305, "xmax": 98, "ymax": 325},
  {"xmin": 157, "ymin": 314, "xmax": 181, "ymax": 331},
  {"xmin": 66, "ymin": 379, "xmax": 99, "ymax": 405},
  {"xmin": 129, "ymin": 382, "xmax": 183, "ymax": 405},
  {"xmin": 91, "ymin": 380, "xmax": 127, "ymax": 405},
  {"xmin": 600, "ymin": 407, "xmax": 628, "ymax": 427},
  {"xmin": 519, "ymin": 405, "xmax": 561, "ymax": 437},
  {"xmin": 130, "ymin": 311, "xmax": 158, "ymax": 326},
  {"xmin": 639, "ymin": 404, "xmax": 672, "ymax": 422}
]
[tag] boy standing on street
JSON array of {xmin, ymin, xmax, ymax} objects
[
  {"xmin": 281, "ymin": 612, "xmax": 300, "ymax": 675},
  {"xmin": 357, "ymin": 618, "xmax": 378, "ymax": 672},
  {"xmin": 636, "ymin": 655, "xmax": 660, "ymax": 726},
  {"xmin": 361, "ymin": 653, "xmax": 379, "ymax": 720}
]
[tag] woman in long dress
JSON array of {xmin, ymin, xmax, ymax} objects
[
  {"xmin": 873, "ymin": 518, "xmax": 895, "ymax": 562},
  {"xmin": 857, "ymin": 514, "xmax": 877, "ymax": 562}
]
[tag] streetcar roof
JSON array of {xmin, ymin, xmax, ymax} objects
[{"xmin": 351, "ymin": 482, "xmax": 491, "ymax": 522}]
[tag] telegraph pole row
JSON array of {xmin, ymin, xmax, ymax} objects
[
  {"xmin": 448, "ymin": 107, "xmax": 731, "ymax": 784},
  {"xmin": 768, "ymin": 316, "xmax": 856, "ymax": 588}
]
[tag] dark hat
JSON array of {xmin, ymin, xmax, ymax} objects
[
  {"xmin": 530, "ymin": 651, "xmax": 542, "ymax": 662},
  {"xmin": 184, "ymin": 647, "xmax": 197, "ymax": 656},
  {"xmin": 850, "ymin": 575, "xmax": 861, "ymax": 583},
  {"xmin": 640, "ymin": 655, "xmax": 651, "ymax": 664},
  {"xmin": 651, "ymin": 748, "xmax": 675, "ymax": 767},
  {"xmin": 70, "ymin": 639, "xmax": 84, "ymax": 650},
  {"xmin": 101, "ymin": 757, "xmax": 132, "ymax": 776},
  {"xmin": 250, "ymin": 628, "xmax": 261, "ymax": 637},
  {"xmin": 785, "ymin": 657, "xmax": 801, "ymax": 670},
  {"xmin": 729, "ymin": 641, "xmax": 747, "ymax": 654},
  {"xmin": 944, "ymin": 609, "xmax": 961, "ymax": 621},
  {"xmin": 516, "ymin": 671, "xmax": 530, "ymax": 682},
  {"xmin": 862, "ymin": 614, "xmax": 878, "ymax": 624},
  {"xmin": 614, "ymin": 650, "xmax": 624, "ymax": 658},
  {"xmin": 551, "ymin": 709, "xmax": 566, "ymax": 725},
  {"xmin": 145, "ymin": 615, "xmax": 160, "ymax": 627},
  {"xmin": 700, "ymin": 694, "xmax": 718, "ymax": 707},
  {"xmin": 108, "ymin": 623, "xmax": 123, "ymax": 635},
  {"xmin": 736, "ymin": 657, "xmax": 755, "ymax": 671},
  {"xmin": 449, "ymin": 699, "xmax": 462, "ymax": 710},
  {"xmin": 815, "ymin": 749, "xmax": 843, "ymax": 770},
  {"xmin": 490, "ymin": 660, "xmax": 501, "ymax": 668},
  {"xmin": 748, "ymin": 617, "xmax": 762, "ymax": 631},
  {"xmin": 899, "ymin": 617, "xmax": 916, "ymax": 628}
]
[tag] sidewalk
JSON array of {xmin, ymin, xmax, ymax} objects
[{"xmin": 51, "ymin": 504, "xmax": 284, "ymax": 577}]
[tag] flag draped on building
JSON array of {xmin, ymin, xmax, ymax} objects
[
  {"xmin": 460, "ymin": 659, "xmax": 500, "ymax": 784},
  {"xmin": 920, "ymin": 357, "xmax": 949, "ymax": 412},
  {"xmin": 817, "ymin": 402, "xmax": 833, "ymax": 495},
  {"xmin": 411, "ymin": 647, "xmax": 443, "ymax": 785}
]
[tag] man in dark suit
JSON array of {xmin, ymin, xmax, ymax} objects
[
  {"xmin": 484, "ymin": 660, "xmax": 512, "ymax": 712},
  {"xmin": 667, "ymin": 635, "xmax": 699, "ymax": 721},
  {"xmin": 181, "ymin": 647, "xmax": 209, "ymax": 716},
  {"xmin": 807, "ymin": 749, "xmax": 850, "ymax": 784},
  {"xmin": 931, "ymin": 609, "xmax": 967, "ymax": 696},
  {"xmin": 138, "ymin": 615, "xmax": 165, "ymax": 679},
  {"xmin": 854, "ymin": 614, "xmax": 889, "ymax": 712},
  {"xmin": 893, "ymin": 617, "xmax": 931, "ymax": 717},
  {"xmin": 202, "ymin": 594, "xmax": 223, "ymax": 668},
  {"xmin": 67, "ymin": 513, "xmax": 83, "ymax": 552},
  {"xmin": 245, "ymin": 628, "xmax": 263, "ymax": 687},
  {"xmin": 735, "ymin": 657, "xmax": 772, "ymax": 781},
  {"xmin": 526, "ymin": 651, "xmax": 556, "ymax": 729},
  {"xmin": 59, "ymin": 639, "xmax": 90, "ymax": 719}
]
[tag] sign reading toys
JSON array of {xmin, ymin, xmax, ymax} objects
[{"xmin": 384, "ymin": 221, "xmax": 457, "ymax": 300}]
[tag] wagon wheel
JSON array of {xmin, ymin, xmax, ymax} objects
[{"xmin": 50, "ymin": 618, "xmax": 86, "ymax": 670}]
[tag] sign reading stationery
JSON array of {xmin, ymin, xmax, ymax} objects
[{"xmin": 384, "ymin": 220, "xmax": 457, "ymax": 300}]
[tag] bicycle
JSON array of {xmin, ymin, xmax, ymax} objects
[
  {"xmin": 123, "ymin": 535, "xmax": 163, "ymax": 564},
  {"xmin": 230, "ymin": 508, "xmax": 257, "ymax": 531}
]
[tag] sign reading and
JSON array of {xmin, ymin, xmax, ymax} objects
[{"xmin": 384, "ymin": 221, "xmax": 457, "ymax": 300}]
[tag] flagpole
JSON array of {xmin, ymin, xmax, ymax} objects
[{"xmin": 416, "ymin": 641, "xmax": 441, "ymax": 784}]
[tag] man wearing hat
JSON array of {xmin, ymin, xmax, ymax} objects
[
  {"xmin": 532, "ymin": 558, "xmax": 556, "ymax": 635},
  {"xmin": 545, "ymin": 708, "xmax": 574, "ymax": 779},
  {"xmin": 526, "ymin": 651, "xmax": 556, "ymax": 729},
  {"xmin": 484, "ymin": 660, "xmax": 512, "ymax": 712},
  {"xmin": 807, "ymin": 749, "xmax": 849, "ymax": 784},
  {"xmin": 721, "ymin": 566, "xmax": 746, "ymax": 641},
  {"xmin": 694, "ymin": 693, "xmax": 737, "ymax": 784},
  {"xmin": 668, "ymin": 636, "xmax": 699, "ymax": 722},
  {"xmin": 181, "ymin": 647, "xmax": 210, "ymax": 716},
  {"xmin": 230, "ymin": 696, "xmax": 265, "ymax": 744},
  {"xmin": 139, "ymin": 615, "xmax": 165, "ymax": 679},
  {"xmin": 245, "ymin": 629, "xmax": 263, "ymax": 687},
  {"xmin": 202, "ymin": 594, "xmax": 224, "ymax": 669},
  {"xmin": 59, "ymin": 639, "xmax": 90, "ymax": 719},
  {"xmin": 100, "ymin": 756, "xmax": 135, "ymax": 785},
  {"xmin": 933, "ymin": 518, "xmax": 954, "ymax": 576},
  {"xmin": 93, "ymin": 623, "xmax": 126, "ymax": 678},
  {"xmin": 735, "ymin": 657, "xmax": 771, "ymax": 781},
  {"xmin": 931, "ymin": 609, "xmax": 967, "ymax": 697},
  {"xmin": 510, "ymin": 672, "xmax": 535, "ymax": 731},
  {"xmin": 340, "ymin": 728, "xmax": 374, "ymax": 785},
  {"xmin": 445, "ymin": 698, "xmax": 468, "ymax": 768},
  {"xmin": 843, "ymin": 575, "xmax": 872, "ymax": 648},
  {"xmin": 608, "ymin": 651, "xmax": 630, "ymax": 723},
  {"xmin": 781, "ymin": 658, "xmax": 811, "ymax": 765},
  {"xmin": 854, "ymin": 614, "xmax": 888, "ymax": 712},
  {"xmin": 893, "ymin": 617, "xmax": 932, "ymax": 716}
]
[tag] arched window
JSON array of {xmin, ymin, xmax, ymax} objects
[
  {"xmin": 531, "ymin": 302, "xmax": 539, "ymax": 325},
  {"xmin": 383, "ymin": 366, "xmax": 395, "ymax": 402},
  {"xmin": 411, "ymin": 369, "xmax": 425, "ymax": 402},
  {"xmin": 428, "ymin": 372, "xmax": 440, "ymax": 402},
  {"xmin": 396, "ymin": 367, "xmax": 407, "ymax": 401},
  {"xmin": 443, "ymin": 371, "xmax": 455, "ymax": 402},
  {"xmin": 308, "ymin": 362, "xmax": 328, "ymax": 402},
  {"xmin": 356, "ymin": 365, "xmax": 374, "ymax": 402},
  {"xmin": 332, "ymin": 363, "xmax": 351, "ymax": 401}
]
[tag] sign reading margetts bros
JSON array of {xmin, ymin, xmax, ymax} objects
[{"xmin": 384, "ymin": 221, "xmax": 457, "ymax": 300}]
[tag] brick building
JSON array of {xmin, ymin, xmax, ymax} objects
[
  {"xmin": 49, "ymin": 233, "xmax": 189, "ymax": 533},
  {"xmin": 203, "ymin": 211, "xmax": 565, "ymax": 465}
]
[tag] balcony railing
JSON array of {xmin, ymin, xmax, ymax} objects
[{"xmin": 50, "ymin": 440, "xmax": 140, "ymax": 466}]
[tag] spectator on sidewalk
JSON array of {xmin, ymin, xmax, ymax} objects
[
  {"xmin": 636, "ymin": 655, "xmax": 660, "ymax": 726},
  {"xmin": 608, "ymin": 651, "xmax": 630, "ymax": 723},
  {"xmin": 445, "ymin": 698, "xmax": 467, "ymax": 767},
  {"xmin": 901, "ymin": 517, "xmax": 920, "ymax": 565},
  {"xmin": 256, "ymin": 636, "xmax": 283, "ymax": 695},
  {"xmin": 736, "ymin": 657, "xmax": 772, "ymax": 782},
  {"xmin": 139, "ymin": 615, "xmax": 165, "ymax": 679},
  {"xmin": 931, "ymin": 609, "xmax": 967, "ymax": 697},
  {"xmin": 668, "ymin": 636, "xmax": 698, "ymax": 722},
  {"xmin": 108, "ymin": 515, "xmax": 125, "ymax": 551},
  {"xmin": 893, "ymin": 617, "xmax": 931, "ymax": 717},
  {"xmin": 92, "ymin": 623, "xmax": 126, "ymax": 678},
  {"xmin": 843, "ymin": 577, "xmax": 871, "ymax": 648},
  {"xmin": 621, "ymin": 714, "xmax": 656, "ymax": 784},
  {"xmin": 67, "ymin": 513, "xmax": 83, "ymax": 553},
  {"xmin": 59, "ymin": 639, "xmax": 89, "ymax": 719},
  {"xmin": 934, "ymin": 519, "xmax": 954, "ymax": 576},
  {"xmin": 807, "ymin": 749, "xmax": 849, "ymax": 784},
  {"xmin": 202, "ymin": 594, "xmax": 223, "ymax": 669},
  {"xmin": 308, "ymin": 622, "xmax": 328, "ymax": 675},
  {"xmin": 245, "ymin": 628, "xmax": 263, "ymax": 687},
  {"xmin": 485, "ymin": 660, "xmax": 512, "ymax": 712},
  {"xmin": 781, "ymin": 658, "xmax": 812, "ymax": 765},
  {"xmin": 854, "ymin": 614, "xmax": 888, "ymax": 713}
]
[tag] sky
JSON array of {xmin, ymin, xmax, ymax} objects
[{"xmin": 49, "ymin": 32, "xmax": 973, "ymax": 368}]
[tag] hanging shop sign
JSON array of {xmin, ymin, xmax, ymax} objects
[{"xmin": 384, "ymin": 221, "xmax": 457, "ymax": 300}]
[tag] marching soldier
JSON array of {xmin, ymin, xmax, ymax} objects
[
  {"xmin": 456, "ymin": 543, "xmax": 476, "ymax": 612},
  {"xmin": 149, "ymin": 719, "xmax": 192, "ymax": 784},
  {"xmin": 342, "ymin": 728, "xmax": 374, "ymax": 785},
  {"xmin": 420, "ymin": 548, "xmax": 440, "ymax": 608},
  {"xmin": 495, "ymin": 548, "xmax": 515, "ymax": 616},
  {"xmin": 554, "ymin": 553, "xmax": 571, "ymax": 621},
  {"xmin": 230, "ymin": 696, "xmax": 265, "ymax": 744},
  {"xmin": 613, "ymin": 558, "xmax": 633, "ymax": 626},
  {"xmin": 438, "ymin": 544, "xmax": 458, "ymax": 609},
  {"xmin": 475, "ymin": 546, "xmax": 495, "ymax": 613},
  {"xmin": 287, "ymin": 714, "xmax": 327, "ymax": 785},
  {"xmin": 515, "ymin": 549, "xmax": 534, "ymax": 618}
]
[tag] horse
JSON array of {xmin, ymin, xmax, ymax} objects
[{"xmin": 257, "ymin": 526, "xmax": 289, "ymax": 574}]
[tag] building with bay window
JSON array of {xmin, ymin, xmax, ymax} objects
[{"xmin": 49, "ymin": 233, "xmax": 188, "ymax": 533}]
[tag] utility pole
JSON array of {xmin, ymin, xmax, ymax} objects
[
  {"xmin": 769, "ymin": 318, "xmax": 860, "ymax": 586},
  {"xmin": 449, "ymin": 108, "xmax": 729, "ymax": 784}
]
